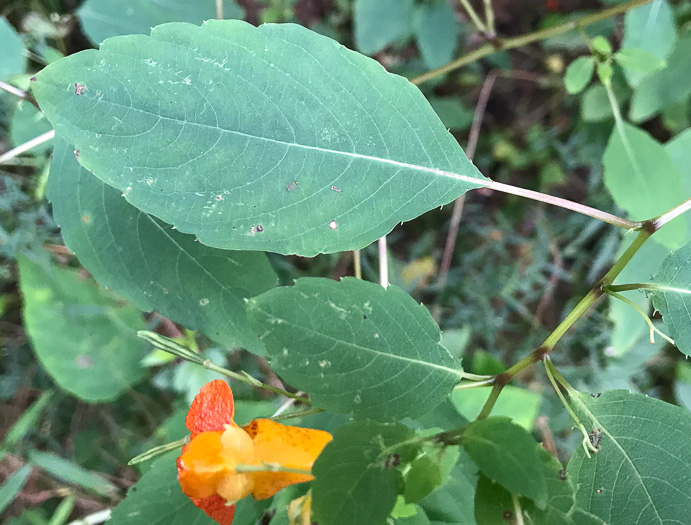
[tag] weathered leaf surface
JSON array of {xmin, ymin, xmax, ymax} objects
[
  {"xmin": 312, "ymin": 421, "xmax": 419, "ymax": 525},
  {"xmin": 247, "ymin": 277, "xmax": 463, "ymax": 420},
  {"xmin": 32, "ymin": 21, "xmax": 487, "ymax": 256},
  {"xmin": 108, "ymin": 454, "xmax": 218, "ymax": 525},
  {"xmin": 49, "ymin": 135, "xmax": 277, "ymax": 353},
  {"xmin": 603, "ymin": 123, "xmax": 687, "ymax": 248},
  {"xmin": 77, "ymin": 0, "xmax": 242, "ymax": 43},
  {"xmin": 18, "ymin": 256, "xmax": 147, "ymax": 401},
  {"xmin": 567, "ymin": 390, "xmax": 691, "ymax": 524},
  {"xmin": 649, "ymin": 241, "xmax": 691, "ymax": 356},
  {"xmin": 462, "ymin": 417, "xmax": 546, "ymax": 508}
]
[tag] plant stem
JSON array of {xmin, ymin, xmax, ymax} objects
[
  {"xmin": 216, "ymin": 0, "xmax": 223, "ymax": 19},
  {"xmin": 353, "ymin": 250, "xmax": 362, "ymax": 279},
  {"xmin": 512, "ymin": 494, "xmax": 526, "ymax": 525},
  {"xmin": 608, "ymin": 283, "xmax": 691, "ymax": 295},
  {"xmin": 651, "ymin": 198, "xmax": 691, "ymax": 231},
  {"xmin": 412, "ymin": 0, "xmax": 653, "ymax": 85},
  {"xmin": 458, "ymin": 0, "xmax": 488, "ymax": 33},
  {"xmin": 483, "ymin": 0, "xmax": 496, "ymax": 36},
  {"xmin": 234, "ymin": 462, "xmax": 312, "ymax": 476},
  {"xmin": 603, "ymin": 288, "xmax": 674, "ymax": 344},
  {"xmin": 0, "ymin": 130, "xmax": 55, "ymax": 165},
  {"xmin": 128, "ymin": 438, "xmax": 187, "ymax": 465},
  {"xmin": 0, "ymin": 79, "xmax": 41, "ymax": 109},
  {"xmin": 482, "ymin": 179, "xmax": 640, "ymax": 230},
  {"xmin": 378, "ymin": 236, "xmax": 389, "ymax": 288},
  {"xmin": 271, "ymin": 407, "xmax": 325, "ymax": 421}
]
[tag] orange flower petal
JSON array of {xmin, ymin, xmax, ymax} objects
[
  {"xmin": 178, "ymin": 431, "xmax": 226, "ymax": 499},
  {"xmin": 243, "ymin": 419, "xmax": 332, "ymax": 500},
  {"xmin": 190, "ymin": 494, "xmax": 235, "ymax": 525},
  {"xmin": 186, "ymin": 380, "xmax": 235, "ymax": 437}
]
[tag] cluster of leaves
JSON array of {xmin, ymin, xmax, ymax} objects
[{"xmin": 1, "ymin": 1, "xmax": 690, "ymax": 525}]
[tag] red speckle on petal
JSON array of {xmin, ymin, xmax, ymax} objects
[
  {"xmin": 192, "ymin": 494, "xmax": 235, "ymax": 525},
  {"xmin": 185, "ymin": 380, "xmax": 235, "ymax": 437}
]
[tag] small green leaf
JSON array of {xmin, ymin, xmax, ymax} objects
[
  {"xmin": 621, "ymin": 0, "xmax": 676, "ymax": 87},
  {"xmin": 247, "ymin": 277, "xmax": 463, "ymax": 420},
  {"xmin": 567, "ymin": 390, "xmax": 691, "ymax": 524},
  {"xmin": 581, "ymin": 84, "xmax": 613, "ymax": 122},
  {"xmin": 428, "ymin": 98, "xmax": 474, "ymax": 132},
  {"xmin": 461, "ymin": 417, "xmax": 547, "ymax": 508},
  {"xmin": 33, "ymin": 21, "xmax": 486, "ymax": 256},
  {"xmin": 354, "ymin": 0, "xmax": 414, "ymax": 55},
  {"xmin": 596, "ymin": 61, "xmax": 613, "ymax": 84},
  {"xmin": 603, "ymin": 123, "xmax": 687, "ymax": 249},
  {"xmin": 108, "ymin": 455, "xmax": 218, "ymax": 525},
  {"xmin": 0, "ymin": 17, "xmax": 25, "ymax": 80},
  {"xmin": 564, "ymin": 56, "xmax": 594, "ymax": 94},
  {"xmin": 3, "ymin": 390, "xmax": 53, "ymax": 449},
  {"xmin": 591, "ymin": 36, "xmax": 612, "ymax": 56},
  {"xmin": 77, "ymin": 0, "xmax": 242, "ymax": 43},
  {"xmin": 0, "ymin": 465, "xmax": 32, "ymax": 515},
  {"xmin": 49, "ymin": 135, "xmax": 277, "ymax": 353},
  {"xmin": 312, "ymin": 421, "xmax": 419, "ymax": 525},
  {"xmin": 29, "ymin": 451, "xmax": 118, "ymax": 497},
  {"xmin": 413, "ymin": 1, "xmax": 460, "ymax": 69},
  {"xmin": 614, "ymin": 48, "xmax": 666, "ymax": 74},
  {"xmin": 18, "ymin": 256, "xmax": 148, "ymax": 401},
  {"xmin": 404, "ymin": 455, "xmax": 443, "ymax": 504},
  {"xmin": 650, "ymin": 241, "xmax": 691, "ymax": 356}
]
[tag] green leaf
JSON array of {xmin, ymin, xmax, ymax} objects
[
  {"xmin": 404, "ymin": 455, "xmax": 443, "ymax": 504},
  {"xmin": 418, "ymin": 450, "xmax": 477, "ymax": 525},
  {"xmin": 354, "ymin": 0, "xmax": 414, "ymax": 55},
  {"xmin": 29, "ymin": 451, "xmax": 118, "ymax": 497},
  {"xmin": 581, "ymin": 84, "xmax": 613, "ymax": 122},
  {"xmin": 0, "ymin": 17, "xmax": 25, "ymax": 81},
  {"xmin": 649, "ymin": 241, "xmax": 691, "ymax": 356},
  {"xmin": 2, "ymin": 390, "xmax": 53, "ymax": 449},
  {"xmin": 0, "ymin": 465, "xmax": 32, "ymax": 515},
  {"xmin": 614, "ymin": 48, "xmax": 666, "ymax": 74},
  {"xmin": 77, "ymin": 0, "xmax": 242, "ymax": 43},
  {"xmin": 473, "ymin": 473, "xmax": 513, "ymax": 525},
  {"xmin": 32, "ymin": 21, "xmax": 487, "ymax": 256},
  {"xmin": 630, "ymin": 33, "xmax": 691, "ymax": 123},
  {"xmin": 452, "ymin": 385, "xmax": 540, "ymax": 430},
  {"xmin": 567, "ymin": 390, "xmax": 691, "ymax": 524},
  {"xmin": 564, "ymin": 56, "xmax": 594, "ymax": 94},
  {"xmin": 621, "ymin": 0, "xmax": 676, "ymax": 87},
  {"xmin": 413, "ymin": 2, "xmax": 460, "ymax": 70},
  {"xmin": 10, "ymin": 101, "xmax": 53, "ymax": 154},
  {"xmin": 18, "ymin": 255, "xmax": 148, "ymax": 401},
  {"xmin": 108, "ymin": 455, "xmax": 217, "ymax": 525},
  {"xmin": 247, "ymin": 277, "xmax": 463, "ymax": 420},
  {"xmin": 394, "ymin": 505, "xmax": 431, "ymax": 525},
  {"xmin": 312, "ymin": 420, "xmax": 419, "ymax": 525},
  {"xmin": 596, "ymin": 61, "xmax": 613, "ymax": 84},
  {"xmin": 48, "ymin": 135, "xmax": 277, "ymax": 353},
  {"xmin": 603, "ymin": 123, "xmax": 687, "ymax": 249},
  {"xmin": 591, "ymin": 36, "xmax": 612, "ymax": 56},
  {"xmin": 461, "ymin": 417, "xmax": 547, "ymax": 508},
  {"xmin": 428, "ymin": 98, "xmax": 474, "ymax": 131}
]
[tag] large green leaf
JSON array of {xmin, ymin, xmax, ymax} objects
[
  {"xmin": 354, "ymin": 0, "xmax": 414, "ymax": 55},
  {"xmin": 567, "ymin": 390, "xmax": 691, "ymax": 524},
  {"xmin": 0, "ymin": 17, "xmax": 25, "ymax": 81},
  {"xmin": 461, "ymin": 417, "xmax": 547, "ymax": 508},
  {"xmin": 603, "ymin": 123, "xmax": 687, "ymax": 249},
  {"xmin": 312, "ymin": 420, "xmax": 419, "ymax": 525},
  {"xmin": 630, "ymin": 33, "xmax": 691, "ymax": 122},
  {"xmin": 32, "ymin": 21, "xmax": 487, "ymax": 256},
  {"xmin": 18, "ymin": 255, "xmax": 147, "ymax": 401},
  {"xmin": 649, "ymin": 241, "xmax": 691, "ymax": 356},
  {"xmin": 246, "ymin": 277, "xmax": 464, "ymax": 420},
  {"xmin": 77, "ymin": 0, "xmax": 242, "ymax": 43},
  {"xmin": 48, "ymin": 134, "xmax": 277, "ymax": 353},
  {"xmin": 621, "ymin": 0, "xmax": 676, "ymax": 87},
  {"xmin": 108, "ymin": 454, "xmax": 218, "ymax": 525}
]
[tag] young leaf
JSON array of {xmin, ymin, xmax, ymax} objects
[
  {"xmin": 0, "ymin": 465, "xmax": 32, "ymax": 515},
  {"xmin": 354, "ymin": 0, "xmax": 414, "ymax": 55},
  {"xmin": 649, "ymin": 241, "xmax": 691, "ymax": 356},
  {"xmin": 404, "ymin": 455, "xmax": 443, "ymax": 504},
  {"xmin": 413, "ymin": 2, "xmax": 460, "ymax": 70},
  {"xmin": 18, "ymin": 256, "xmax": 148, "ymax": 402},
  {"xmin": 31, "ymin": 20, "xmax": 487, "ymax": 256},
  {"xmin": 567, "ymin": 390, "xmax": 691, "ymax": 525},
  {"xmin": 461, "ymin": 417, "xmax": 547, "ymax": 508},
  {"xmin": 246, "ymin": 277, "xmax": 463, "ymax": 420},
  {"xmin": 0, "ymin": 17, "xmax": 25, "ymax": 81},
  {"xmin": 49, "ymin": 135, "xmax": 277, "ymax": 354},
  {"xmin": 603, "ymin": 123, "xmax": 687, "ymax": 249},
  {"xmin": 77, "ymin": 0, "xmax": 242, "ymax": 43},
  {"xmin": 108, "ymin": 454, "xmax": 219, "ymax": 525},
  {"xmin": 311, "ymin": 421, "xmax": 419, "ymax": 525},
  {"xmin": 564, "ymin": 56, "xmax": 594, "ymax": 94},
  {"xmin": 621, "ymin": 0, "xmax": 677, "ymax": 87},
  {"xmin": 590, "ymin": 36, "xmax": 612, "ymax": 57},
  {"xmin": 2, "ymin": 390, "xmax": 53, "ymax": 449},
  {"xmin": 613, "ymin": 48, "xmax": 666, "ymax": 75}
]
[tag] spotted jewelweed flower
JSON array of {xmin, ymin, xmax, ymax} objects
[{"xmin": 177, "ymin": 380, "xmax": 332, "ymax": 525}]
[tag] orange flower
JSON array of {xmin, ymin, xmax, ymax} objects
[{"xmin": 177, "ymin": 380, "xmax": 332, "ymax": 525}]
